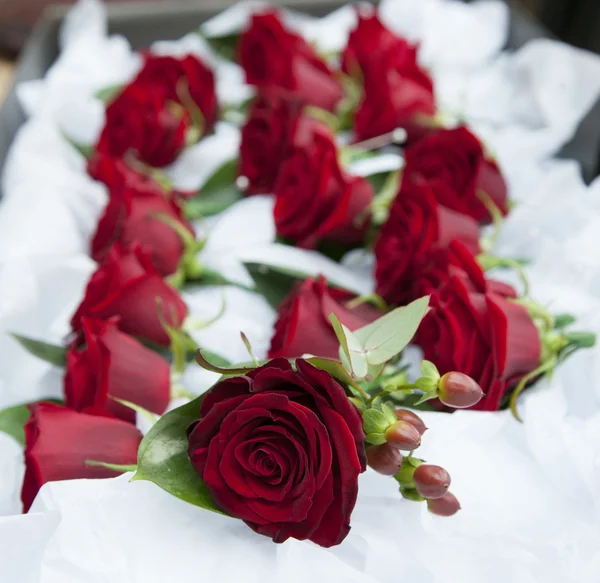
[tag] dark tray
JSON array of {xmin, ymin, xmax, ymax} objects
[{"xmin": 1, "ymin": 0, "xmax": 599, "ymax": 198}]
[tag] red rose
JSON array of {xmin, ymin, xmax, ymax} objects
[
  {"xmin": 134, "ymin": 53, "xmax": 218, "ymax": 132},
  {"xmin": 97, "ymin": 83, "xmax": 189, "ymax": 168},
  {"xmin": 349, "ymin": 14, "xmax": 436, "ymax": 144},
  {"xmin": 65, "ymin": 317, "xmax": 171, "ymax": 423},
  {"xmin": 268, "ymin": 275, "xmax": 380, "ymax": 360},
  {"xmin": 90, "ymin": 158, "xmax": 194, "ymax": 277},
  {"xmin": 188, "ymin": 358, "xmax": 366, "ymax": 547},
  {"xmin": 71, "ymin": 243, "xmax": 188, "ymax": 347},
  {"xmin": 239, "ymin": 88, "xmax": 303, "ymax": 194},
  {"xmin": 21, "ymin": 402, "xmax": 142, "ymax": 512},
  {"xmin": 415, "ymin": 277, "xmax": 541, "ymax": 411},
  {"xmin": 274, "ymin": 116, "xmax": 373, "ymax": 249},
  {"xmin": 375, "ymin": 178, "xmax": 481, "ymax": 305},
  {"xmin": 404, "ymin": 126, "xmax": 509, "ymax": 223},
  {"xmin": 342, "ymin": 10, "xmax": 413, "ymax": 78},
  {"xmin": 239, "ymin": 11, "xmax": 343, "ymax": 112}
]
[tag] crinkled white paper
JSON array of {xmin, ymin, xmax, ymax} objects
[{"xmin": 1, "ymin": 0, "xmax": 600, "ymax": 581}]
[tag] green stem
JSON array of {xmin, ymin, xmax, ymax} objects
[
  {"xmin": 477, "ymin": 189, "xmax": 504, "ymax": 252},
  {"xmin": 509, "ymin": 356, "xmax": 557, "ymax": 422}
]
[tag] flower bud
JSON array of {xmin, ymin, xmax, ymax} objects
[
  {"xmin": 426, "ymin": 491, "xmax": 461, "ymax": 517},
  {"xmin": 385, "ymin": 420, "xmax": 421, "ymax": 450},
  {"xmin": 413, "ymin": 464, "xmax": 451, "ymax": 499},
  {"xmin": 366, "ymin": 443, "xmax": 403, "ymax": 476},
  {"xmin": 394, "ymin": 409, "xmax": 427, "ymax": 436},
  {"xmin": 438, "ymin": 372, "xmax": 484, "ymax": 408}
]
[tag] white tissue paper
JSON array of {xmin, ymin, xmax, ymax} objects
[{"xmin": 1, "ymin": 0, "xmax": 600, "ymax": 581}]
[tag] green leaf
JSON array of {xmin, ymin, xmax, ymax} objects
[
  {"xmin": 203, "ymin": 33, "xmax": 240, "ymax": 61},
  {"xmin": 329, "ymin": 314, "xmax": 369, "ymax": 379},
  {"xmin": 95, "ymin": 84, "xmax": 124, "ymax": 104},
  {"xmin": 10, "ymin": 334, "xmax": 66, "ymax": 367},
  {"xmin": 354, "ymin": 296, "xmax": 430, "ymax": 366},
  {"xmin": 243, "ymin": 263, "xmax": 310, "ymax": 310},
  {"xmin": 0, "ymin": 403, "xmax": 31, "ymax": 445},
  {"xmin": 365, "ymin": 432, "xmax": 387, "ymax": 445},
  {"xmin": 183, "ymin": 159, "xmax": 242, "ymax": 219},
  {"xmin": 61, "ymin": 131, "xmax": 93, "ymax": 159},
  {"xmin": 132, "ymin": 395, "xmax": 225, "ymax": 514},
  {"xmin": 362, "ymin": 408, "xmax": 389, "ymax": 435}
]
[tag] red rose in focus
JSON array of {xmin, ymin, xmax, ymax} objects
[
  {"xmin": 188, "ymin": 358, "xmax": 366, "ymax": 547},
  {"xmin": 97, "ymin": 84, "xmax": 190, "ymax": 168},
  {"xmin": 65, "ymin": 317, "xmax": 171, "ymax": 423},
  {"xmin": 348, "ymin": 12, "xmax": 436, "ymax": 144},
  {"xmin": 91, "ymin": 158, "xmax": 194, "ymax": 277},
  {"xmin": 71, "ymin": 244, "xmax": 188, "ymax": 347},
  {"xmin": 239, "ymin": 11, "xmax": 343, "ymax": 112},
  {"xmin": 269, "ymin": 275, "xmax": 380, "ymax": 360},
  {"xmin": 404, "ymin": 126, "xmax": 509, "ymax": 223},
  {"xmin": 239, "ymin": 89, "xmax": 303, "ymax": 194},
  {"xmin": 134, "ymin": 53, "xmax": 218, "ymax": 132},
  {"xmin": 415, "ymin": 277, "xmax": 541, "ymax": 411},
  {"xmin": 22, "ymin": 402, "xmax": 142, "ymax": 512},
  {"xmin": 274, "ymin": 116, "xmax": 373, "ymax": 249},
  {"xmin": 375, "ymin": 178, "xmax": 481, "ymax": 305}
]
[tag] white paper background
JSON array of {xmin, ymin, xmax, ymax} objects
[{"xmin": 1, "ymin": 0, "xmax": 600, "ymax": 581}]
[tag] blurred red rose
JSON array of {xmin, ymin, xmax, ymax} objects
[
  {"xmin": 269, "ymin": 275, "xmax": 381, "ymax": 359},
  {"xmin": 91, "ymin": 159, "xmax": 194, "ymax": 277},
  {"xmin": 239, "ymin": 11, "xmax": 343, "ymax": 112},
  {"xmin": 239, "ymin": 88, "xmax": 303, "ymax": 194},
  {"xmin": 22, "ymin": 403, "xmax": 142, "ymax": 512},
  {"xmin": 188, "ymin": 358, "xmax": 366, "ymax": 547},
  {"xmin": 65, "ymin": 317, "xmax": 171, "ymax": 423},
  {"xmin": 375, "ymin": 178, "xmax": 481, "ymax": 305},
  {"xmin": 347, "ymin": 12, "xmax": 436, "ymax": 144},
  {"xmin": 274, "ymin": 116, "xmax": 373, "ymax": 249},
  {"xmin": 404, "ymin": 126, "xmax": 509, "ymax": 224},
  {"xmin": 71, "ymin": 243, "xmax": 188, "ymax": 347}
]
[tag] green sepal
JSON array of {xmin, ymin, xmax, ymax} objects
[
  {"xmin": 95, "ymin": 84, "xmax": 124, "ymax": 104},
  {"xmin": 132, "ymin": 394, "xmax": 226, "ymax": 515},
  {"xmin": 400, "ymin": 486, "xmax": 425, "ymax": 503},
  {"xmin": 553, "ymin": 314, "xmax": 576, "ymax": 330},
  {"xmin": 196, "ymin": 349, "xmax": 256, "ymax": 375},
  {"xmin": 0, "ymin": 403, "xmax": 32, "ymax": 445},
  {"xmin": 365, "ymin": 432, "xmax": 387, "ymax": 445},
  {"xmin": 10, "ymin": 334, "xmax": 66, "ymax": 367},
  {"xmin": 85, "ymin": 460, "xmax": 137, "ymax": 473},
  {"xmin": 362, "ymin": 408, "xmax": 390, "ymax": 435}
]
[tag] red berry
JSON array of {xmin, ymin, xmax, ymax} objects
[
  {"xmin": 385, "ymin": 420, "xmax": 421, "ymax": 451},
  {"xmin": 366, "ymin": 443, "xmax": 403, "ymax": 475},
  {"xmin": 413, "ymin": 464, "xmax": 451, "ymax": 499},
  {"xmin": 438, "ymin": 372, "xmax": 484, "ymax": 408},
  {"xmin": 394, "ymin": 409, "xmax": 427, "ymax": 435},
  {"xmin": 427, "ymin": 491, "xmax": 461, "ymax": 516}
]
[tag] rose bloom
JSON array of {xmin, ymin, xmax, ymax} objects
[
  {"xmin": 239, "ymin": 88, "xmax": 303, "ymax": 194},
  {"xmin": 90, "ymin": 157, "xmax": 194, "ymax": 277},
  {"xmin": 71, "ymin": 243, "xmax": 188, "ymax": 347},
  {"xmin": 22, "ymin": 402, "xmax": 142, "ymax": 512},
  {"xmin": 65, "ymin": 317, "xmax": 171, "ymax": 423},
  {"xmin": 269, "ymin": 275, "xmax": 381, "ymax": 359},
  {"xmin": 346, "ymin": 12, "xmax": 436, "ymax": 143},
  {"xmin": 97, "ymin": 83, "xmax": 190, "ymax": 168},
  {"xmin": 375, "ymin": 177, "xmax": 481, "ymax": 305},
  {"xmin": 415, "ymin": 276, "xmax": 541, "ymax": 411},
  {"xmin": 188, "ymin": 358, "xmax": 366, "ymax": 547},
  {"xmin": 274, "ymin": 115, "xmax": 373, "ymax": 249},
  {"xmin": 239, "ymin": 11, "xmax": 343, "ymax": 112},
  {"xmin": 134, "ymin": 53, "xmax": 218, "ymax": 132},
  {"xmin": 403, "ymin": 126, "xmax": 509, "ymax": 224}
]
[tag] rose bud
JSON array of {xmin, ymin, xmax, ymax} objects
[
  {"xmin": 21, "ymin": 402, "xmax": 142, "ymax": 512},
  {"xmin": 384, "ymin": 420, "xmax": 421, "ymax": 451},
  {"xmin": 438, "ymin": 371, "xmax": 484, "ymax": 409},
  {"xmin": 65, "ymin": 317, "xmax": 171, "ymax": 423},
  {"xmin": 366, "ymin": 443, "xmax": 403, "ymax": 476},
  {"xmin": 394, "ymin": 409, "xmax": 428, "ymax": 436},
  {"xmin": 413, "ymin": 464, "xmax": 451, "ymax": 500},
  {"xmin": 426, "ymin": 491, "xmax": 461, "ymax": 517}
]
